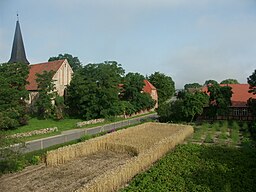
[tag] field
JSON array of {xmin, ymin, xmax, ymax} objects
[
  {"xmin": 120, "ymin": 121, "xmax": 256, "ymax": 192},
  {"xmin": 0, "ymin": 122, "xmax": 193, "ymax": 192}
]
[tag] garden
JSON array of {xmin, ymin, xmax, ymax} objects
[{"xmin": 120, "ymin": 121, "xmax": 256, "ymax": 192}]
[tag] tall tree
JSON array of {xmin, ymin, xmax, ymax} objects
[
  {"xmin": 184, "ymin": 83, "xmax": 202, "ymax": 91},
  {"xmin": 66, "ymin": 61, "xmax": 125, "ymax": 120},
  {"xmin": 48, "ymin": 53, "xmax": 82, "ymax": 71},
  {"xmin": 204, "ymin": 79, "xmax": 218, "ymax": 86},
  {"xmin": 0, "ymin": 63, "xmax": 29, "ymax": 129},
  {"xmin": 35, "ymin": 70, "xmax": 57, "ymax": 119},
  {"xmin": 148, "ymin": 72, "xmax": 175, "ymax": 104},
  {"xmin": 248, "ymin": 69, "xmax": 256, "ymax": 94},
  {"xmin": 247, "ymin": 69, "xmax": 256, "ymax": 117},
  {"xmin": 220, "ymin": 79, "xmax": 239, "ymax": 84},
  {"xmin": 207, "ymin": 84, "xmax": 233, "ymax": 118},
  {"xmin": 122, "ymin": 72, "xmax": 154, "ymax": 113}
]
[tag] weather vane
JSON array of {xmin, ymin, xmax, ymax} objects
[{"xmin": 17, "ymin": 11, "xmax": 19, "ymax": 21}]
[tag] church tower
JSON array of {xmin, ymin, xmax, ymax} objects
[{"xmin": 8, "ymin": 15, "xmax": 29, "ymax": 64}]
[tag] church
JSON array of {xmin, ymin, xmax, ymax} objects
[{"xmin": 8, "ymin": 18, "xmax": 73, "ymax": 104}]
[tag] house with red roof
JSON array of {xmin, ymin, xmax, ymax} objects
[
  {"xmin": 143, "ymin": 80, "xmax": 158, "ymax": 109},
  {"xmin": 26, "ymin": 59, "xmax": 73, "ymax": 104},
  {"xmin": 201, "ymin": 84, "xmax": 256, "ymax": 121}
]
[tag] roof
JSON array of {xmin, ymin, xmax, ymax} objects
[
  {"xmin": 202, "ymin": 84, "xmax": 256, "ymax": 107},
  {"xmin": 143, "ymin": 80, "xmax": 156, "ymax": 94},
  {"xmin": 26, "ymin": 59, "xmax": 65, "ymax": 90},
  {"xmin": 8, "ymin": 20, "xmax": 29, "ymax": 64}
]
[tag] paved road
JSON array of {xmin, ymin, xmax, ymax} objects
[{"xmin": 17, "ymin": 113, "xmax": 158, "ymax": 153}]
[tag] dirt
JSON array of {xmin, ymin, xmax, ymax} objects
[{"xmin": 0, "ymin": 151, "xmax": 132, "ymax": 192}]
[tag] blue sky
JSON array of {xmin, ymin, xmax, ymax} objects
[{"xmin": 1, "ymin": 0, "xmax": 256, "ymax": 88}]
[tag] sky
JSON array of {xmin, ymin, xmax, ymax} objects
[{"xmin": 0, "ymin": 0, "xmax": 256, "ymax": 88}]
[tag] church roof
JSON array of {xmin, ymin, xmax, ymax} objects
[
  {"xmin": 8, "ymin": 20, "xmax": 29, "ymax": 64},
  {"xmin": 26, "ymin": 60, "xmax": 65, "ymax": 90}
]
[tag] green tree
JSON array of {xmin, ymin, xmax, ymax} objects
[
  {"xmin": 248, "ymin": 69, "xmax": 256, "ymax": 94},
  {"xmin": 207, "ymin": 84, "xmax": 233, "ymax": 118},
  {"xmin": 35, "ymin": 70, "xmax": 57, "ymax": 119},
  {"xmin": 184, "ymin": 83, "xmax": 202, "ymax": 91},
  {"xmin": 122, "ymin": 72, "xmax": 154, "ymax": 113},
  {"xmin": 247, "ymin": 69, "xmax": 256, "ymax": 117},
  {"xmin": 204, "ymin": 79, "xmax": 218, "ymax": 86},
  {"xmin": 0, "ymin": 63, "xmax": 29, "ymax": 129},
  {"xmin": 220, "ymin": 79, "xmax": 239, "ymax": 84},
  {"xmin": 148, "ymin": 72, "xmax": 175, "ymax": 104},
  {"xmin": 66, "ymin": 61, "xmax": 125, "ymax": 120},
  {"xmin": 48, "ymin": 53, "xmax": 82, "ymax": 71},
  {"xmin": 182, "ymin": 92, "xmax": 209, "ymax": 122}
]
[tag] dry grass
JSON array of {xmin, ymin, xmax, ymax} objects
[{"xmin": 46, "ymin": 122, "xmax": 193, "ymax": 192}]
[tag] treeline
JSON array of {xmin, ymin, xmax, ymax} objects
[
  {"xmin": 158, "ymin": 71, "xmax": 256, "ymax": 123},
  {"xmin": 0, "ymin": 58, "xmax": 175, "ymax": 130}
]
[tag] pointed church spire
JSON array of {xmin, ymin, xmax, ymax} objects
[{"xmin": 8, "ymin": 15, "xmax": 29, "ymax": 64}]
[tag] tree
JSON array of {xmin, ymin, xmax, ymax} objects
[
  {"xmin": 35, "ymin": 70, "xmax": 57, "ymax": 119},
  {"xmin": 204, "ymin": 80, "xmax": 218, "ymax": 86},
  {"xmin": 122, "ymin": 72, "xmax": 155, "ymax": 113},
  {"xmin": 220, "ymin": 79, "xmax": 239, "ymax": 84},
  {"xmin": 48, "ymin": 53, "xmax": 82, "ymax": 71},
  {"xmin": 248, "ymin": 69, "xmax": 256, "ymax": 94},
  {"xmin": 148, "ymin": 72, "xmax": 175, "ymax": 104},
  {"xmin": 0, "ymin": 63, "xmax": 29, "ymax": 129},
  {"xmin": 66, "ymin": 61, "xmax": 125, "ymax": 120},
  {"xmin": 182, "ymin": 92, "xmax": 209, "ymax": 122},
  {"xmin": 184, "ymin": 83, "xmax": 202, "ymax": 91},
  {"xmin": 157, "ymin": 91, "xmax": 209, "ymax": 123},
  {"xmin": 207, "ymin": 84, "xmax": 233, "ymax": 118},
  {"xmin": 247, "ymin": 69, "xmax": 256, "ymax": 117}
]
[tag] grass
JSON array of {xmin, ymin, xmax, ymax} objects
[{"xmin": 5, "ymin": 112, "xmax": 156, "ymax": 142}]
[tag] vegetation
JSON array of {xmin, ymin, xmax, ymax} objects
[
  {"xmin": 184, "ymin": 82, "xmax": 202, "ymax": 90},
  {"xmin": 120, "ymin": 144, "xmax": 256, "ymax": 192},
  {"xmin": 121, "ymin": 121, "xmax": 256, "ymax": 192},
  {"xmin": 220, "ymin": 78, "xmax": 239, "ymax": 84},
  {"xmin": 204, "ymin": 79, "xmax": 218, "ymax": 86},
  {"xmin": 148, "ymin": 72, "xmax": 175, "ymax": 104},
  {"xmin": 207, "ymin": 83, "xmax": 233, "ymax": 118},
  {"xmin": 48, "ymin": 53, "xmax": 82, "ymax": 71},
  {"xmin": 247, "ymin": 69, "xmax": 256, "ymax": 118},
  {"xmin": 0, "ymin": 62, "xmax": 29, "ymax": 130},
  {"xmin": 158, "ymin": 91, "xmax": 208, "ymax": 122}
]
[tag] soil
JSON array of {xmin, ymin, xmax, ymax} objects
[{"xmin": 0, "ymin": 151, "xmax": 132, "ymax": 192}]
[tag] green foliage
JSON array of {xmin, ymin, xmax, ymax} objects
[
  {"xmin": 247, "ymin": 69, "xmax": 256, "ymax": 95},
  {"xmin": 48, "ymin": 53, "xmax": 82, "ymax": 72},
  {"xmin": 157, "ymin": 91, "xmax": 208, "ymax": 122},
  {"xmin": 121, "ymin": 144, "xmax": 256, "ymax": 192},
  {"xmin": 148, "ymin": 71, "xmax": 175, "ymax": 104},
  {"xmin": 66, "ymin": 61, "xmax": 125, "ymax": 119},
  {"xmin": 220, "ymin": 79, "xmax": 239, "ymax": 84},
  {"xmin": 182, "ymin": 92, "xmax": 209, "ymax": 122},
  {"xmin": 0, "ymin": 63, "xmax": 29, "ymax": 129},
  {"xmin": 35, "ymin": 70, "xmax": 57, "ymax": 119},
  {"xmin": 184, "ymin": 82, "xmax": 202, "ymax": 90},
  {"xmin": 204, "ymin": 79, "xmax": 218, "ymax": 86},
  {"xmin": 207, "ymin": 84, "xmax": 233, "ymax": 117},
  {"xmin": 121, "ymin": 72, "xmax": 155, "ymax": 113}
]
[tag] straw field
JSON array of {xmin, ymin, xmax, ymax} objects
[{"xmin": 0, "ymin": 122, "xmax": 193, "ymax": 192}]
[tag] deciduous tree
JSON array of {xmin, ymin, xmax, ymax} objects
[
  {"xmin": 48, "ymin": 53, "xmax": 82, "ymax": 71},
  {"xmin": 220, "ymin": 79, "xmax": 239, "ymax": 84},
  {"xmin": 148, "ymin": 72, "xmax": 175, "ymax": 104}
]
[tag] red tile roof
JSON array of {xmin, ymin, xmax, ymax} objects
[
  {"xmin": 26, "ymin": 60, "xmax": 65, "ymax": 90},
  {"xmin": 143, "ymin": 80, "xmax": 156, "ymax": 94},
  {"xmin": 203, "ymin": 84, "xmax": 256, "ymax": 107}
]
